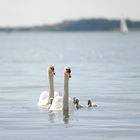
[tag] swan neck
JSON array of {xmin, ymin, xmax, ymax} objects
[
  {"xmin": 63, "ymin": 74, "xmax": 69, "ymax": 111},
  {"xmin": 48, "ymin": 72, "xmax": 54, "ymax": 99}
]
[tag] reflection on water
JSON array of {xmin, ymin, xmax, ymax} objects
[
  {"xmin": 63, "ymin": 110, "xmax": 69, "ymax": 124},
  {"xmin": 48, "ymin": 112, "xmax": 57, "ymax": 123},
  {"xmin": 48, "ymin": 111, "xmax": 64, "ymax": 123},
  {"xmin": 48, "ymin": 110, "xmax": 72, "ymax": 124}
]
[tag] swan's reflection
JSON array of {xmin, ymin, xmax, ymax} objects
[
  {"xmin": 48, "ymin": 110, "xmax": 73, "ymax": 124},
  {"xmin": 63, "ymin": 110, "xmax": 69, "ymax": 124},
  {"xmin": 48, "ymin": 111, "xmax": 56, "ymax": 123},
  {"xmin": 48, "ymin": 111, "xmax": 62, "ymax": 123}
]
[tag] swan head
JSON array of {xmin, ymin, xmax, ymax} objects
[
  {"xmin": 48, "ymin": 65, "xmax": 55, "ymax": 75},
  {"xmin": 64, "ymin": 67, "xmax": 71, "ymax": 78}
]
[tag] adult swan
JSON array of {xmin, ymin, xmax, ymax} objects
[
  {"xmin": 38, "ymin": 65, "xmax": 61, "ymax": 108},
  {"xmin": 49, "ymin": 67, "xmax": 74, "ymax": 112}
]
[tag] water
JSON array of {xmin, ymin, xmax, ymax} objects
[{"xmin": 0, "ymin": 32, "xmax": 140, "ymax": 140}]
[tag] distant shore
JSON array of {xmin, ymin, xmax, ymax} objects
[{"xmin": 0, "ymin": 18, "xmax": 140, "ymax": 32}]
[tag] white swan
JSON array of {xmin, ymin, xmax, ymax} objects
[
  {"xmin": 49, "ymin": 67, "xmax": 75, "ymax": 111},
  {"xmin": 38, "ymin": 65, "xmax": 61, "ymax": 108}
]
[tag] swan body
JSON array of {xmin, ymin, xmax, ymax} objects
[
  {"xmin": 38, "ymin": 65, "xmax": 61, "ymax": 108},
  {"xmin": 49, "ymin": 67, "xmax": 75, "ymax": 111},
  {"xmin": 49, "ymin": 96, "xmax": 74, "ymax": 111},
  {"xmin": 38, "ymin": 91, "xmax": 61, "ymax": 108}
]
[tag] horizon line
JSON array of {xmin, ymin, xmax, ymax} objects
[{"xmin": 0, "ymin": 17, "xmax": 140, "ymax": 28}]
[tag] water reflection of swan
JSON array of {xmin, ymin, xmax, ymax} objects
[
  {"xmin": 63, "ymin": 110, "xmax": 69, "ymax": 124},
  {"xmin": 49, "ymin": 67, "xmax": 74, "ymax": 112},
  {"xmin": 48, "ymin": 112, "xmax": 62, "ymax": 123},
  {"xmin": 38, "ymin": 65, "xmax": 61, "ymax": 108},
  {"xmin": 48, "ymin": 110, "xmax": 71, "ymax": 124}
]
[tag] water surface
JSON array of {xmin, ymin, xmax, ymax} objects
[{"xmin": 0, "ymin": 32, "xmax": 140, "ymax": 140}]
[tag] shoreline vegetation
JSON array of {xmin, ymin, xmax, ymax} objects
[{"xmin": 0, "ymin": 18, "xmax": 140, "ymax": 32}]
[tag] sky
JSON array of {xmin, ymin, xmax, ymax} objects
[{"xmin": 0, "ymin": 0, "xmax": 140, "ymax": 27}]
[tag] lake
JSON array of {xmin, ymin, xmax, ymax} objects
[{"xmin": 0, "ymin": 32, "xmax": 140, "ymax": 140}]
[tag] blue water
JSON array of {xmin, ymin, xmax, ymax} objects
[{"xmin": 0, "ymin": 32, "xmax": 140, "ymax": 140}]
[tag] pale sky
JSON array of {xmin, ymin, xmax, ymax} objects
[{"xmin": 0, "ymin": 0, "xmax": 140, "ymax": 26}]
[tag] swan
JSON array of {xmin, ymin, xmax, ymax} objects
[
  {"xmin": 38, "ymin": 65, "xmax": 61, "ymax": 108},
  {"xmin": 49, "ymin": 67, "xmax": 75, "ymax": 112},
  {"xmin": 87, "ymin": 99, "xmax": 97, "ymax": 107}
]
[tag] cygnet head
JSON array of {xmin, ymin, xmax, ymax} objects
[
  {"xmin": 75, "ymin": 98, "xmax": 79, "ymax": 105},
  {"xmin": 48, "ymin": 65, "xmax": 55, "ymax": 75},
  {"xmin": 64, "ymin": 67, "xmax": 71, "ymax": 78},
  {"xmin": 88, "ymin": 99, "xmax": 92, "ymax": 107},
  {"xmin": 73, "ymin": 97, "xmax": 76, "ymax": 104}
]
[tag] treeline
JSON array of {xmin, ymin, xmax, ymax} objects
[{"xmin": 0, "ymin": 18, "xmax": 140, "ymax": 32}]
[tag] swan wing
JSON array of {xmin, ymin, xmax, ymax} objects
[
  {"xmin": 38, "ymin": 91, "xmax": 49, "ymax": 107},
  {"xmin": 49, "ymin": 96, "xmax": 63, "ymax": 111}
]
